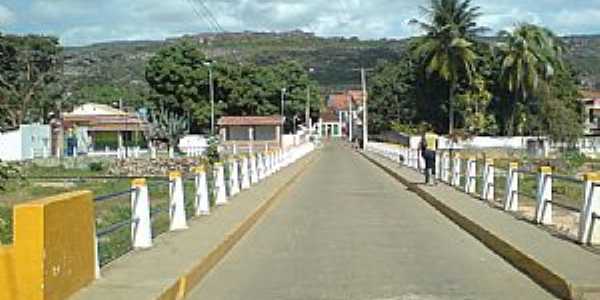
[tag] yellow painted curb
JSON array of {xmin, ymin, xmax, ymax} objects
[
  {"xmin": 360, "ymin": 152, "xmax": 576, "ymax": 300},
  {"xmin": 156, "ymin": 152, "xmax": 319, "ymax": 300}
]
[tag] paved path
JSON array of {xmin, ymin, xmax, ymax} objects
[{"xmin": 189, "ymin": 143, "xmax": 555, "ymax": 300}]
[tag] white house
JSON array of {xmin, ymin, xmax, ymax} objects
[{"xmin": 0, "ymin": 124, "xmax": 51, "ymax": 161}]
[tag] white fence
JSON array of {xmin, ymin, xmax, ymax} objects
[{"xmin": 366, "ymin": 141, "xmax": 600, "ymax": 245}]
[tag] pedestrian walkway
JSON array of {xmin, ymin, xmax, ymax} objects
[
  {"xmin": 364, "ymin": 150, "xmax": 600, "ymax": 300},
  {"xmin": 188, "ymin": 143, "xmax": 554, "ymax": 300},
  {"xmin": 71, "ymin": 151, "xmax": 317, "ymax": 300}
]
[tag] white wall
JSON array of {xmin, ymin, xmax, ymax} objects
[{"xmin": 0, "ymin": 130, "xmax": 22, "ymax": 161}]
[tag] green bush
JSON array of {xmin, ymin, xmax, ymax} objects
[
  {"xmin": 0, "ymin": 205, "xmax": 12, "ymax": 244},
  {"xmin": 88, "ymin": 162, "xmax": 105, "ymax": 172},
  {"xmin": 562, "ymin": 150, "xmax": 586, "ymax": 171}
]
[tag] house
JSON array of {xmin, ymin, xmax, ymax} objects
[
  {"xmin": 218, "ymin": 115, "xmax": 284, "ymax": 153},
  {"xmin": 318, "ymin": 90, "xmax": 365, "ymax": 138},
  {"xmin": 582, "ymin": 90, "xmax": 600, "ymax": 136},
  {"xmin": 0, "ymin": 124, "xmax": 51, "ymax": 161},
  {"xmin": 60, "ymin": 103, "xmax": 148, "ymax": 155}
]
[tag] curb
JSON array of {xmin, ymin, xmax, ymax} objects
[
  {"xmin": 360, "ymin": 152, "xmax": 580, "ymax": 300},
  {"xmin": 156, "ymin": 152, "xmax": 319, "ymax": 300}
]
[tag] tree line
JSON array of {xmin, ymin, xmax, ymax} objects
[{"xmin": 368, "ymin": 0, "xmax": 584, "ymax": 143}]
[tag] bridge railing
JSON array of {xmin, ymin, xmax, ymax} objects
[{"xmin": 366, "ymin": 142, "xmax": 600, "ymax": 246}]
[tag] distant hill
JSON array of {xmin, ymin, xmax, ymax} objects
[{"xmin": 62, "ymin": 31, "xmax": 600, "ymax": 98}]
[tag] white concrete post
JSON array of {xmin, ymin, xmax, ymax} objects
[
  {"xmin": 482, "ymin": 159, "xmax": 495, "ymax": 202},
  {"xmin": 452, "ymin": 154, "xmax": 461, "ymax": 187},
  {"xmin": 504, "ymin": 162, "xmax": 519, "ymax": 212},
  {"xmin": 250, "ymin": 154, "xmax": 258, "ymax": 184},
  {"xmin": 257, "ymin": 153, "xmax": 265, "ymax": 181},
  {"xmin": 194, "ymin": 166, "xmax": 210, "ymax": 216},
  {"xmin": 229, "ymin": 158, "xmax": 240, "ymax": 196},
  {"xmin": 442, "ymin": 152, "xmax": 450, "ymax": 183},
  {"xmin": 214, "ymin": 163, "xmax": 228, "ymax": 205},
  {"xmin": 435, "ymin": 151, "xmax": 442, "ymax": 180},
  {"xmin": 134, "ymin": 146, "xmax": 140, "ymax": 159},
  {"xmin": 465, "ymin": 157, "xmax": 476, "ymax": 194},
  {"xmin": 168, "ymin": 171, "xmax": 188, "ymax": 231},
  {"xmin": 535, "ymin": 166, "xmax": 553, "ymax": 225},
  {"xmin": 579, "ymin": 173, "xmax": 600, "ymax": 244},
  {"xmin": 150, "ymin": 145, "xmax": 157, "ymax": 159},
  {"xmin": 241, "ymin": 156, "xmax": 251, "ymax": 190},
  {"xmin": 131, "ymin": 178, "xmax": 152, "ymax": 249}
]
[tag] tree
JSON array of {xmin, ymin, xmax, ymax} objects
[
  {"xmin": 410, "ymin": 0, "xmax": 487, "ymax": 134},
  {"xmin": 368, "ymin": 57, "xmax": 418, "ymax": 134},
  {"xmin": 145, "ymin": 40, "xmax": 212, "ymax": 128},
  {"xmin": 497, "ymin": 24, "xmax": 564, "ymax": 136},
  {"xmin": 147, "ymin": 105, "xmax": 190, "ymax": 158},
  {"xmin": 0, "ymin": 34, "xmax": 62, "ymax": 128}
]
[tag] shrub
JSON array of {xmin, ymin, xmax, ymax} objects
[{"xmin": 88, "ymin": 162, "xmax": 105, "ymax": 172}]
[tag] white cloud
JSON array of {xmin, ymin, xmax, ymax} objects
[
  {"xmin": 0, "ymin": 5, "xmax": 15, "ymax": 26},
  {"xmin": 4, "ymin": 0, "xmax": 600, "ymax": 46}
]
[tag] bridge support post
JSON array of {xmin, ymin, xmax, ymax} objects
[
  {"xmin": 465, "ymin": 157, "xmax": 476, "ymax": 194},
  {"xmin": 229, "ymin": 158, "xmax": 240, "ymax": 196},
  {"xmin": 214, "ymin": 163, "xmax": 228, "ymax": 206},
  {"xmin": 257, "ymin": 153, "xmax": 265, "ymax": 181},
  {"xmin": 452, "ymin": 154, "xmax": 461, "ymax": 187},
  {"xmin": 442, "ymin": 152, "xmax": 450, "ymax": 183},
  {"xmin": 131, "ymin": 179, "xmax": 152, "ymax": 249},
  {"xmin": 241, "ymin": 156, "xmax": 251, "ymax": 190},
  {"xmin": 535, "ymin": 166, "xmax": 553, "ymax": 225},
  {"xmin": 482, "ymin": 159, "xmax": 495, "ymax": 202},
  {"xmin": 579, "ymin": 173, "xmax": 600, "ymax": 244},
  {"xmin": 250, "ymin": 154, "xmax": 258, "ymax": 184},
  {"xmin": 435, "ymin": 151, "xmax": 442, "ymax": 181},
  {"xmin": 169, "ymin": 171, "xmax": 188, "ymax": 231},
  {"xmin": 194, "ymin": 166, "xmax": 210, "ymax": 215},
  {"xmin": 504, "ymin": 162, "xmax": 519, "ymax": 212}
]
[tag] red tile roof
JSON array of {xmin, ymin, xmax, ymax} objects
[
  {"xmin": 328, "ymin": 90, "xmax": 363, "ymax": 111},
  {"xmin": 218, "ymin": 116, "xmax": 284, "ymax": 126},
  {"xmin": 581, "ymin": 90, "xmax": 600, "ymax": 99},
  {"xmin": 320, "ymin": 110, "xmax": 339, "ymax": 123}
]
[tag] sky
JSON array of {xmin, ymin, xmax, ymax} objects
[{"xmin": 0, "ymin": 0, "xmax": 599, "ymax": 46}]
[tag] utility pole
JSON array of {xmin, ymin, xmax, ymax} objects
[
  {"xmin": 209, "ymin": 66, "xmax": 215, "ymax": 136},
  {"xmin": 120, "ymin": 98, "xmax": 128, "ymax": 158},
  {"xmin": 361, "ymin": 67, "xmax": 368, "ymax": 150},
  {"xmin": 280, "ymin": 88, "xmax": 287, "ymax": 132},
  {"xmin": 306, "ymin": 86, "xmax": 310, "ymax": 133}
]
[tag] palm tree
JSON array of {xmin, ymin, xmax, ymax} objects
[
  {"xmin": 411, "ymin": 0, "xmax": 487, "ymax": 134},
  {"xmin": 497, "ymin": 24, "xmax": 564, "ymax": 136}
]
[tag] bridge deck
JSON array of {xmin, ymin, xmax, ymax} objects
[{"xmin": 188, "ymin": 143, "xmax": 554, "ymax": 299}]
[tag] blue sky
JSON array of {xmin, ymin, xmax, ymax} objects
[{"xmin": 1, "ymin": 0, "xmax": 599, "ymax": 46}]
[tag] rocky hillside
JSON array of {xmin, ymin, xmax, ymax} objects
[{"xmin": 62, "ymin": 31, "xmax": 600, "ymax": 97}]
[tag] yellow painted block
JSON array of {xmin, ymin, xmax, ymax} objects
[
  {"xmin": 584, "ymin": 172, "xmax": 600, "ymax": 182},
  {"xmin": 132, "ymin": 178, "xmax": 146, "ymax": 187},
  {"xmin": 169, "ymin": 171, "xmax": 182, "ymax": 180},
  {"xmin": 486, "ymin": 159, "xmax": 494, "ymax": 165},
  {"xmin": 0, "ymin": 246, "xmax": 18, "ymax": 300},
  {"xmin": 510, "ymin": 162, "xmax": 519, "ymax": 169},
  {"xmin": 540, "ymin": 166, "xmax": 552, "ymax": 174},
  {"xmin": 193, "ymin": 166, "xmax": 205, "ymax": 174},
  {"xmin": 13, "ymin": 190, "xmax": 95, "ymax": 300}
]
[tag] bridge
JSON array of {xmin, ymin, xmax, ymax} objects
[{"xmin": 2, "ymin": 141, "xmax": 600, "ymax": 300}]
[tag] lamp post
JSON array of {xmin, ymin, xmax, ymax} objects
[
  {"xmin": 306, "ymin": 68, "xmax": 315, "ymax": 134},
  {"xmin": 204, "ymin": 61, "xmax": 215, "ymax": 135},
  {"xmin": 280, "ymin": 88, "xmax": 287, "ymax": 132}
]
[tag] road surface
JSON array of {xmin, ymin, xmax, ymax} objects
[{"xmin": 189, "ymin": 143, "xmax": 555, "ymax": 300}]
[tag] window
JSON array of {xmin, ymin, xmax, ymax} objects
[{"xmin": 255, "ymin": 126, "xmax": 276, "ymax": 141}]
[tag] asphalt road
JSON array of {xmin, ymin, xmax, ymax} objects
[{"xmin": 188, "ymin": 143, "xmax": 555, "ymax": 300}]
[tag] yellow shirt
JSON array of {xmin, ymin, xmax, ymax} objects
[{"xmin": 425, "ymin": 133, "xmax": 438, "ymax": 150}]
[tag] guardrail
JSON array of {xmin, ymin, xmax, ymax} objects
[
  {"xmin": 90, "ymin": 143, "xmax": 316, "ymax": 276},
  {"xmin": 366, "ymin": 142, "xmax": 600, "ymax": 246}
]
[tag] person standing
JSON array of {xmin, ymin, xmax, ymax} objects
[{"xmin": 420, "ymin": 133, "xmax": 437, "ymax": 185}]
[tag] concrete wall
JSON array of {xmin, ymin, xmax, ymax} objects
[
  {"xmin": 0, "ymin": 191, "xmax": 95, "ymax": 300},
  {"xmin": 0, "ymin": 129, "xmax": 22, "ymax": 161}
]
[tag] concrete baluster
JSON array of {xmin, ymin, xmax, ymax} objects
[
  {"xmin": 241, "ymin": 156, "xmax": 251, "ymax": 190},
  {"xmin": 482, "ymin": 159, "xmax": 495, "ymax": 202},
  {"xmin": 465, "ymin": 157, "xmax": 477, "ymax": 194},
  {"xmin": 257, "ymin": 153, "xmax": 265, "ymax": 180},
  {"xmin": 435, "ymin": 151, "xmax": 442, "ymax": 180},
  {"xmin": 250, "ymin": 154, "xmax": 258, "ymax": 184},
  {"xmin": 504, "ymin": 162, "xmax": 519, "ymax": 212},
  {"xmin": 442, "ymin": 152, "xmax": 451, "ymax": 183},
  {"xmin": 535, "ymin": 166, "xmax": 553, "ymax": 225},
  {"xmin": 229, "ymin": 158, "xmax": 240, "ymax": 196},
  {"xmin": 131, "ymin": 178, "xmax": 152, "ymax": 249},
  {"xmin": 579, "ymin": 172, "xmax": 600, "ymax": 244},
  {"xmin": 452, "ymin": 154, "xmax": 461, "ymax": 187},
  {"xmin": 168, "ymin": 171, "xmax": 188, "ymax": 231},
  {"xmin": 214, "ymin": 163, "xmax": 228, "ymax": 206},
  {"xmin": 194, "ymin": 166, "xmax": 210, "ymax": 215}
]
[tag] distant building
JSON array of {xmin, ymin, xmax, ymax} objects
[
  {"xmin": 0, "ymin": 124, "xmax": 51, "ymax": 161},
  {"xmin": 319, "ymin": 90, "xmax": 364, "ymax": 138},
  {"xmin": 60, "ymin": 103, "xmax": 147, "ymax": 156},
  {"xmin": 581, "ymin": 90, "xmax": 600, "ymax": 136},
  {"xmin": 218, "ymin": 115, "xmax": 284, "ymax": 152}
]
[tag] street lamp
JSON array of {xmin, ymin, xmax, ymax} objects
[
  {"xmin": 280, "ymin": 88, "xmax": 287, "ymax": 117},
  {"xmin": 306, "ymin": 68, "xmax": 315, "ymax": 134},
  {"xmin": 204, "ymin": 61, "xmax": 215, "ymax": 135}
]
